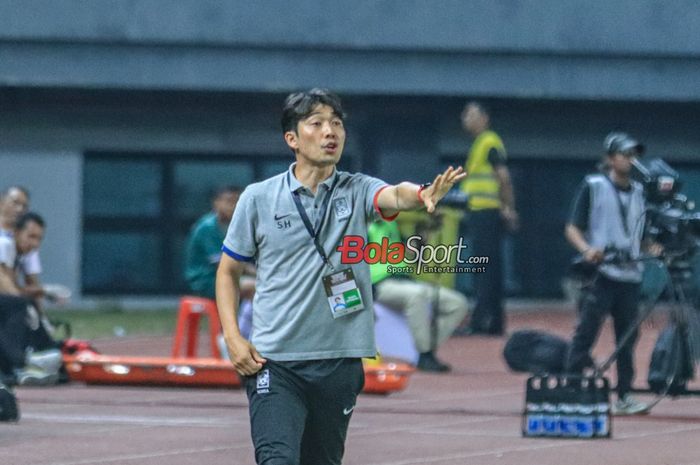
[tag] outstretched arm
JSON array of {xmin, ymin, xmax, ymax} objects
[{"xmin": 376, "ymin": 166, "xmax": 466, "ymax": 217}]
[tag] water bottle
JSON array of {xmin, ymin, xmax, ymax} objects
[
  {"xmin": 575, "ymin": 403, "xmax": 595, "ymax": 438},
  {"xmin": 524, "ymin": 401, "xmax": 544, "ymax": 436},
  {"xmin": 573, "ymin": 377, "xmax": 595, "ymax": 438},
  {"xmin": 558, "ymin": 402, "xmax": 577, "ymax": 437},
  {"xmin": 541, "ymin": 401, "xmax": 560, "ymax": 436},
  {"xmin": 594, "ymin": 401, "xmax": 610, "ymax": 437},
  {"xmin": 593, "ymin": 377, "xmax": 611, "ymax": 438}
]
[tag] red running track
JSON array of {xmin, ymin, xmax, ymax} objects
[{"xmin": 3, "ymin": 308, "xmax": 699, "ymax": 465}]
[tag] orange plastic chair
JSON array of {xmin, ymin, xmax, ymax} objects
[{"xmin": 172, "ymin": 296, "xmax": 222, "ymax": 358}]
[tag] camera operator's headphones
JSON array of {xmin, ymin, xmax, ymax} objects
[{"xmin": 603, "ymin": 132, "xmax": 645, "ymax": 156}]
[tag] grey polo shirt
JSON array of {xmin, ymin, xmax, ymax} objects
[{"xmin": 222, "ymin": 164, "xmax": 390, "ymax": 361}]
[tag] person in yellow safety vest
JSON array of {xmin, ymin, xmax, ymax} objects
[
  {"xmin": 368, "ymin": 220, "xmax": 469, "ymax": 372},
  {"xmin": 457, "ymin": 101, "xmax": 518, "ymax": 336}
]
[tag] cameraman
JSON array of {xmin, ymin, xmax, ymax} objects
[{"xmin": 564, "ymin": 132, "xmax": 661, "ymax": 416}]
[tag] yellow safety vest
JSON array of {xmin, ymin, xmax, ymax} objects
[{"xmin": 460, "ymin": 130, "xmax": 506, "ymax": 210}]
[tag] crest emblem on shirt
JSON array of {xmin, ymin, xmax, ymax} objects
[
  {"xmin": 256, "ymin": 368, "xmax": 270, "ymax": 393},
  {"xmin": 333, "ymin": 197, "xmax": 351, "ymax": 220}
]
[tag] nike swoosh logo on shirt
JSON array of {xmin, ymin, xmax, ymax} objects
[
  {"xmin": 274, "ymin": 213, "xmax": 291, "ymax": 221},
  {"xmin": 343, "ymin": 406, "xmax": 355, "ymax": 415}
]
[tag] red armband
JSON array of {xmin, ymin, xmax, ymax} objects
[{"xmin": 373, "ymin": 186, "xmax": 399, "ymax": 221}]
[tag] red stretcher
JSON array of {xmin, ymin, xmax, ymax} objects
[
  {"xmin": 61, "ymin": 296, "xmax": 415, "ymax": 394},
  {"xmin": 63, "ymin": 350, "xmax": 414, "ymax": 394},
  {"xmin": 63, "ymin": 353, "xmax": 242, "ymax": 388}
]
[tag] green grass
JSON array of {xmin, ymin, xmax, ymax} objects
[{"xmin": 48, "ymin": 308, "xmax": 179, "ymax": 340}]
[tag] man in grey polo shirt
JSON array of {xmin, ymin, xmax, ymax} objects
[{"xmin": 216, "ymin": 88, "xmax": 464, "ymax": 465}]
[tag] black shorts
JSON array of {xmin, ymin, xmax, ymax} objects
[{"xmin": 245, "ymin": 357, "xmax": 364, "ymax": 465}]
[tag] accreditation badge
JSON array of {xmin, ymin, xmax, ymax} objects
[{"xmin": 322, "ymin": 268, "xmax": 365, "ymax": 319}]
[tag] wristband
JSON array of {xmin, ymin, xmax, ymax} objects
[{"xmin": 417, "ymin": 182, "xmax": 432, "ymax": 202}]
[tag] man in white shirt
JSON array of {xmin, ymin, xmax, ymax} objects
[
  {"xmin": 0, "ymin": 212, "xmax": 58, "ymax": 385},
  {"xmin": 0, "ymin": 212, "xmax": 47, "ymax": 302},
  {"xmin": 0, "ymin": 186, "xmax": 42, "ymax": 292}
]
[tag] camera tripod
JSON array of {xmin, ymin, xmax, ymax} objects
[{"xmin": 594, "ymin": 255, "xmax": 700, "ymax": 409}]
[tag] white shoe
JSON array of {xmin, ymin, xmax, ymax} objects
[
  {"xmin": 27, "ymin": 349, "xmax": 63, "ymax": 374},
  {"xmin": 612, "ymin": 395, "xmax": 650, "ymax": 416},
  {"xmin": 14, "ymin": 367, "xmax": 59, "ymax": 386}
]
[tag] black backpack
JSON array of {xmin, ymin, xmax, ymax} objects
[
  {"xmin": 0, "ymin": 383, "xmax": 19, "ymax": 422},
  {"xmin": 503, "ymin": 329, "xmax": 572, "ymax": 374},
  {"xmin": 648, "ymin": 323, "xmax": 695, "ymax": 396}
]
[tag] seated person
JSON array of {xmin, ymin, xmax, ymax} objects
[
  {"xmin": 0, "ymin": 186, "xmax": 30, "ymax": 236},
  {"xmin": 369, "ymin": 220, "xmax": 469, "ymax": 372},
  {"xmin": 184, "ymin": 186, "xmax": 255, "ymax": 338},
  {"xmin": 0, "ymin": 186, "xmax": 43, "ymax": 295},
  {"xmin": 0, "ymin": 212, "xmax": 61, "ymax": 385}
]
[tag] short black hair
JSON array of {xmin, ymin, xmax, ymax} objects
[
  {"xmin": 211, "ymin": 185, "xmax": 241, "ymax": 201},
  {"xmin": 16, "ymin": 211, "xmax": 45, "ymax": 231},
  {"xmin": 281, "ymin": 88, "xmax": 346, "ymax": 134}
]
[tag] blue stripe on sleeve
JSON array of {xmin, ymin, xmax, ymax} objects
[{"xmin": 221, "ymin": 245, "xmax": 254, "ymax": 262}]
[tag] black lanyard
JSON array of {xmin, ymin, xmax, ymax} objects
[
  {"xmin": 605, "ymin": 175, "xmax": 631, "ymax": 237},
  {"xmin": 287, "ymin": 172, "xmax": 339, "ymax": 270}
]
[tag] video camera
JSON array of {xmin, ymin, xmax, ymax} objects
[{"xmin": 632, "ymin": 158, "xmax": 700, "ymax": 261}]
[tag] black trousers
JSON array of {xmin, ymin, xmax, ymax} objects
[
  {"xmin": 468, "ymin": 209, "xmax": 505, "ymax": 333},
  {"xmin": 245, "ymin": 358, "xmax": 364, "ymax": 465},
  {"xmin": 0, "ymin": 294, "xmax": 30, "ymax": 374},
  {"xmin": 565, "ymin": 275, "xmax": 640, "ymax": 398}
]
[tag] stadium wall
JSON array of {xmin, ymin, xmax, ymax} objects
[{"xmin": 1, "ymin": 1, "xmax": 699, "ymax": 301}]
